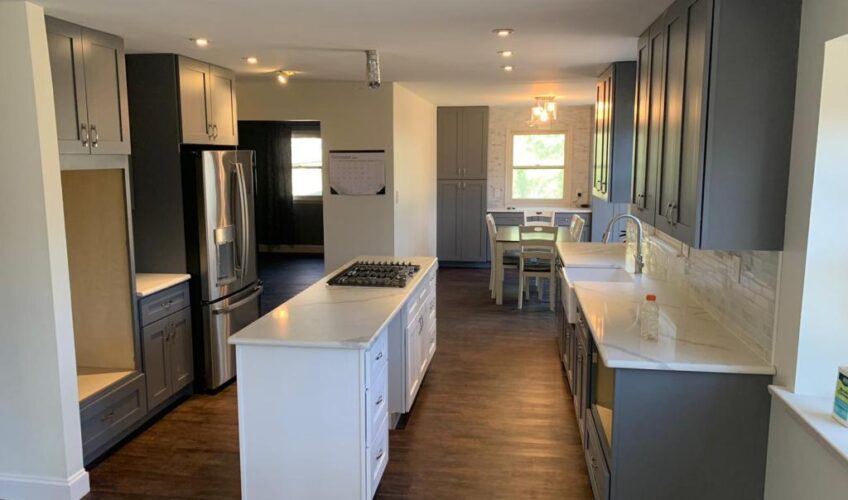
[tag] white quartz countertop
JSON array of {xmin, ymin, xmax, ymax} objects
[
  {"xmin": 488, "ymin": 206, "xmax": 592, "ymax": 214},
  {"xmin": 229, "ymin": 256, "xmax": 438, "ymax": 349},
  {"xmin": 556, "ymin": 243, "xmax": 773, "ymax": 375},
  {"xmin": 136, "ymin": 273, "xmax": 191, "ymax": 298}
]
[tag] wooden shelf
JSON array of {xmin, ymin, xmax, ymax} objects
[{"xmin": 77, "ymin": 367, "xmax": 135, "ymax": 402}]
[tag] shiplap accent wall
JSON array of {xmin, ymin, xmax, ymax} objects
[
  {"xmin": 486, "ymin": 105, "xmax": 593, "ymax": 209},
  {"xmin": 628, "ymin": 224, "xmax": 780, "ymax": 362}
]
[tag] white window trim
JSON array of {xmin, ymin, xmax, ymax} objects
[{"xmin": 504, "ymin": 128, "xmax": 573, "ymax": 208}]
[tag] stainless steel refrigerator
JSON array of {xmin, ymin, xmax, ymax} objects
[{"xmin": 184, "ymin": 149, "xmax": 262, "ymax": 390}]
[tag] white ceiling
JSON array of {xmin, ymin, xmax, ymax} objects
[{"xmin": 37, "ymin": 0, "xmax": 672, "ymax": 106}]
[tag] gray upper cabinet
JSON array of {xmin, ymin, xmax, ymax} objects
[
  {"xmin": 592, "ymin": 62, "xmax": 636, "ymax": 203},
  {"xmin": 437, "ymin": 106, "xmax": 488, "ymax": 179},
  {"xmin": 46, "ymin": 17, "xmax": 131, "ymax": 155},
  {"xmin": 178, "ymin": 56, "xmax": 238, "ymax": 145},
  {"xmin": 631, "ymin": 0, "xmax": 801, "ymax": 250}
]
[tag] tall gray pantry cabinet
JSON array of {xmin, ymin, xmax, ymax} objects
[{"xmin": 436, "ymin": 107, "xmax": 489, "ymax": 263}]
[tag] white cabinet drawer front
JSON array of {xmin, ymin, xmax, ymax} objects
[
  {"xmin": 366, "ymin": 361, "xmax": 388, "ymax": 441},
  {"xmin": 367, "ymin": 416, "xmax": 389, "ymax": 498},
  {"xmin": 366, "ymin": 329, "xmax": 388, "ymax": 387}
]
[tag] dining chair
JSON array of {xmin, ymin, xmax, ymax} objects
[
  {"xmin": 517, "ymin": 225, "xmax": 557, "ymax": 311},
  {"xmin": 486, "ymin": 214, "xmax": 519, "ymax": 299},
  {"xmin": 569, "ymin": 214, "xmax": 586, "ymax": 242},
  {"xmin": 524, "ymin": 210, "xmax": 555, "ymax": 226}
]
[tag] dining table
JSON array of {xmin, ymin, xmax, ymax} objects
[{"xmin": 494, "ymin": 225, "xmax": 570, "ymax": 305}]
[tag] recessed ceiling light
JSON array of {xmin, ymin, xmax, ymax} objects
[
  {"xmin": 191, "ymin": 38, "xmax": 209, "ymax": 47},
  {"xmin": 493, "ymin": 28, "xmax": 514, "ymax": 37},
  {"xmin": 277, "ymin": 71, "xmax": 289, "ymax": 84},
  {"xmin": 502, "ymin": 65, "xmax": 514, "ymax": 72},
  {"xmin": 245, "ymin": 57, "xmax": 258, "ymax": 64},
  {"xmin": 498, "ymin": 50, "xmax": 513, "ymax": 58}
]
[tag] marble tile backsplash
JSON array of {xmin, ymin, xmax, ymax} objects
[
  {"xmin": 627, "ymin": 224, "xmax": 780, "ymax": 362},
  {"xmin": 487, "ymin": 106, "xmax": 593, "ymax": 209}
]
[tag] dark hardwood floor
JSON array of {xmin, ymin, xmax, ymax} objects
[
  {"xmin": 257, "ymin": 252, "xmax": 325, "ymax": 314},
  {"xmin": 87, "ymin": 265, "xmax": 591, "ymax": 499}
]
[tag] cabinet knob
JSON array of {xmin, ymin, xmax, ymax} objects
[
  {"xmin": 375, "ymin": 351, "xmax": 383, "ymax": 361},
  {"xmin": 375, "ymin": 449, "xmax": 384, "ymax": 461},
  {"xmin": 375, "ymin": 396, "xmax": 384, "ymax": 406},
  {"xmin": 90, "ymin": 124, "xmax": 99, "ymax": 148}
]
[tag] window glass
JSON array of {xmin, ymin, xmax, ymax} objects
[
  {"xmin": 291, "ymin": 136, "xmax": 322, "ymax": 197},
  {"xmin": 512, "ymin": 169, "xmax": 564, "ymax": 199},
  {"xmin": 512, "ymin": 134, "xmax": 565, "ymax": 167}
]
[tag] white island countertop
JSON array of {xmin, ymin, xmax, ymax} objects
[
  {"xmin": 136, "ymin": 273, "xmax": 191, "ymax": 298},
  {"xmin": 556, "ymin": 242, "xmax": 773, "ymax": 375},
  {"xmin": 230, "ymin": 256, "xmax": 438, "ymax": 349}
]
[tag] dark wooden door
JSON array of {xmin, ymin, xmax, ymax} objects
[
  {"xmin": 437, "ymin": 180, "xmax": 461, "ymax": 260},
  {"xmin": 459, "ymin": 180, "xmax": 487, "ymax": 262},
  {"xmin": 169, "ymin": 307, "xmax": 194, "ymax": 392},
  {"xmin": 46, "ymin": 17, "xmax": 90, "ymax": 154},
  {"xmin": 81, "ymin": 28, "xmax": 130, "ymax": 154},
  {"xmin": 459, "ymin": 107, "xmax": 488, "ymax": 179},
  {"xmin": 437, "ymin": 108, "xmax": 460, "ymax": 179},
  {"xmin": 142, "ymin": 315, "xmax": 171, "ymax": 409}
]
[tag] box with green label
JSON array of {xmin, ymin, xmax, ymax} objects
[{"xmin": 834, "ymin": 366, "xmax": 848, "ymax": 426}]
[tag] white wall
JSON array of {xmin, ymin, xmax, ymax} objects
[
  {"xmin": 0, "ymin": 2, "xmax": 88, "ymax": 498},
  {"xmin": 773, "ymin": 0, "xmax": 848, "ymax": 396},
  {"xmin": 236, "ymin": 79, "xmax": 395, "ymax": 271},
  {"xmin": 487, "ymin": 105, "xmax": 593, "ymax": 209},
  {"xmin": 392, "ymin": 83, "xmax": 437, "ymax": 257},
  {"xmin": 765, "ymin": 399, "xmax": 848, "ymax": 499}
]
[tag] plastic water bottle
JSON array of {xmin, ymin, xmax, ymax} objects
[{"xmin": 640, "ymin": 294, "xmax": 659, "ymax": 341}]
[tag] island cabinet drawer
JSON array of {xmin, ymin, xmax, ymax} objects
[
  {"xmin": 366, "ymin": 329, "xmax": 388, "ymax": 387},
  {"xmin": 585, "ymin": 412, "xmax": 610, "ymax": 500},
  {"xmin": 139, "ymin": 282, "xmax": 189, "ymax": 326},
  {"xmin": 367, "ymin": 416, "xmax": 390, "ymax": 498},
  {"xmin": 366, "ymin": 361, "xmax": 388, "ymax": 441},
  {"xmin": 80, "ymin": 373, "xmax": 147, "ymax": 459}
]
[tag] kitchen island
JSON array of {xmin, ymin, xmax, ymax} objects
[{"xmin": 229, "ymin": 256, "xmax": 438, "ymax": 500}]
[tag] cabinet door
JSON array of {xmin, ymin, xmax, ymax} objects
[
  {"xmin": 632, "ymin": 32, "xmax": 651, "ymax": 213},
  {"xmin": 639, "ymin": 21, "xmax": 666, "ymax": 226},
  {"xmin": 142, "ymin": 315, "xmax": 171, "ymax": 409},
  {"xmin": 437, "ymin": 180, "xmax": 461, "ymax": 260},
  {"xmin": 46, "ymin": 18, "xmax": 90, "ymax": 154},
  {"xmin": 406, "ymin": 315, "xmax": 422, "ymax": 404},
  {"xmin": 672, "ymin": 0, "xmax": 712, "ymax": 245},
  {"xmin": 81, "ymin": 28, "xmax": 131, "ymax": 155},
  {"xmin": 169, "ymin": 307, "xmax": 194, "ymax": 392},
  {"xmin": 178, "ymin": 57, "xmax": 213, "ymax": 145},
  {"xmin": 601, "ymin": 72, "xmax": 612, "ymax": 196},
  {"xmin": 459, "ymin": 180, "xmax": 487, "ymax": 262},
  {"xmin": 437, "ymin": 108, "xmax": 460, "ymax": 179},
  {"xmin": 209, "ymin": 65, "xmax": 238, "ymax": 145},
  {"xmin": 655, "ymin": 11, "xmax": 686, "ymax": 236},
  {"xmin": 592, "ymin": 79, "xmax": 604, "ymax": 196},
  {"xmin": 459, "ymin": 107, "xmax": 488, "ymax": 179}
]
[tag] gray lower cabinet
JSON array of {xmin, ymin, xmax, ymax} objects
[
  {"xmin": 80, "ymin": 373, "xmax": 147, "ymax": 464},
  {"xmin": 141, "ymin": 286, "xmax": 193, "ymax": 410},
  {"xmin": 571, "ymin": 305, "xmax": 772, "ymax": 500},
  {"xmin": 437, "ymin": 180, "xmax": 487, "ymax": 262},
  {"xmin": 46, "ymin": 17, "xmax": 131, "ymax": 155}
]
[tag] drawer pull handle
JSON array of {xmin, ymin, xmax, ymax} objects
[
  {"xmin": 375, "ymin": 352, "xmax": 383, "ymax": 361},
  {"xmin": 375, "ymin": 449, "xmax": 384, "ymax": 461},
  {"xmin": 375, "ymin": 396, "xmax": 383, "ymax": 406},
  {"xmin": 100, "ymin": 410, "xmax": 116, "ymax": 422},
  {"xmin": 591, "ymin": 458, "xmax": 599, "ymax": 470}
]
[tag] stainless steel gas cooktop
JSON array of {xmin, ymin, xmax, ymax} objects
[{"xmin": 327, "ymin": 261, "xmax": 421, "ymax": 288}]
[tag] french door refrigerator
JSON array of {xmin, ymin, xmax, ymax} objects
[{"xmin": 183, "ymin": 149, "xmax": 262, "ymax": 390}]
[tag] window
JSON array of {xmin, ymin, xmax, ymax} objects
[
  {"xmin": 507, "ymin": 131, "xmax": 568, "ymax": 205},
  {"xmin": 291, "ymin": 132, "xmax": 322, "ymax": 199}
]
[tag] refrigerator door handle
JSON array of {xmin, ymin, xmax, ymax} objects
[
  {"xmin": 212, "ymin": 284, "xmax": 263, "ymax": 315},
  {"xmin": 234, "ymin": 161, "xmax": 250, "ymax": 279}
]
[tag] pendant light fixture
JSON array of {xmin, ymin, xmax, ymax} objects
[{"xmin": 529, "ymin": 96, "xmax": 557, "ymax": 127}]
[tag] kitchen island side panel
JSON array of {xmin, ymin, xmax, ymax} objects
[{"xmin": 236, "ymin": 344, "xmax": 366, "ymax": 500}]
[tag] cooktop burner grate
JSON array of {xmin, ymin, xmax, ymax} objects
[{"xmin": 327, "ymin": 261, "xmax": 421, "ymax": 288}]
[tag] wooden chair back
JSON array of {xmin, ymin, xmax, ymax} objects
[{"xmin": 524, "ymin": 210, "xmax": 555, "ymax": 226}]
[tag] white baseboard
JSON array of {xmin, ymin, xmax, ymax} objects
[{"xmin": 0, "ymin": 469, "xmax": 89, "ymax": 500}]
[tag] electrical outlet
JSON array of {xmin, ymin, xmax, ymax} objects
[{"xmin": 731, "ymin": 254, "xmax": 742, "ymax": 283}]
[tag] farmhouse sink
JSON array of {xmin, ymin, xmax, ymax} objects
[{"xmin": 564, "ymin": 267, "xmax": 633, "ymax": 324}]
